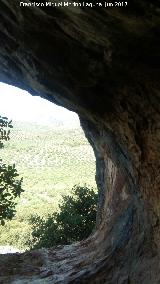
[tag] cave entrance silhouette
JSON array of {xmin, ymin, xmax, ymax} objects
[{"xmin": 0, "ymin": 2, "xmax": 160, "ymax": 283}]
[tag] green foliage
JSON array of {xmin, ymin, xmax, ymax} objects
[
  {"xmin": 0, "ymin": 116, "xmax": 13, "ymax": 148},
  {"xmin": 27, "ymin": 185, "xmax": 98, "ymax": 249},
  {"xmin": 0, "ymin": 121, "xmax": 96, "ymax": 248},
  {"xmin": 0, "ymin": 116, "xmax": 23, "ymax": 225}
]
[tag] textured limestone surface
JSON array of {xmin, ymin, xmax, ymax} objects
[{"xmin": 0, "ymin": 0, "xmax": 160, "ymax": 283}]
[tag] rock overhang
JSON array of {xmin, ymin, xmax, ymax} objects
[{"xmin": 0, "ymin": 1, "xmax": 160, "ymax": 283}]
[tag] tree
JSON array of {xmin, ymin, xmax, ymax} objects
[
  {"xmin": 0, "ymin": 115, "xmax": 12, "ymax": 147},
  {"xmin": 27, "ymin": 185, "xmax": 98, "ymax": 249},
  {"xmin": 0, "ymin": 116, "xmax": 23, "ymax": 225}
]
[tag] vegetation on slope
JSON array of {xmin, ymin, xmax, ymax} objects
[{"xmin": 0, "ymin": 121, "xmax": 96, "ymax": 249}]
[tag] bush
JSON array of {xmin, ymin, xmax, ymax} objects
[
  {"xmin": 0, "ymin": 116, "xmax": 23, "ymax": 225},
  {"xmin": 27, "ymin": 185, "xmax": 98, "ymax": 249}
]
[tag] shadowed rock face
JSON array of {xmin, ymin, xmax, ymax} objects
[{"xmin": 0, "ymin": 0, "xmax": 160, "ymax": 283}]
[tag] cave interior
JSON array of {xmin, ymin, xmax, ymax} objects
[{"xmin": 0, "ymin": 1, "xmax": 160, "ymax": 283}]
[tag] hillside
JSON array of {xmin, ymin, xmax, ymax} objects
[{"xmin": 0, "ymin": 121, "xmax": 96, "ymax": 249}]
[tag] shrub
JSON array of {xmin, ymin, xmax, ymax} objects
[
  {"xmin": 27, "ymin": 185, "xmax": 98, "ymax": 249},
  {"xmin": 0, "ymin": 116, "xmax": 23, "ymax": 225}
]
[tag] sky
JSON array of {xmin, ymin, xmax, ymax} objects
[{"xmin": 0, "ymin": 82, "xmax": 79, "ymax": 127}]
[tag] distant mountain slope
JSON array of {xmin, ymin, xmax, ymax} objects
[{"xmin": 0, "ymin": 119, "xmax": 96, "ymax": 249}]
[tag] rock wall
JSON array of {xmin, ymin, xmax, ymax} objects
[{"xmin": 0, "ymin": 0, "xmax": 160, "ymax": 283}]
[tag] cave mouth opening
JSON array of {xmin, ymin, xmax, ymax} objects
[
  {"xmin": 0, "ymin": 82, "xmax": 97, "ymax": 253},
  {"xmin": 0, "ymin": 1, "xmax": 159, "ymax": 281}
]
